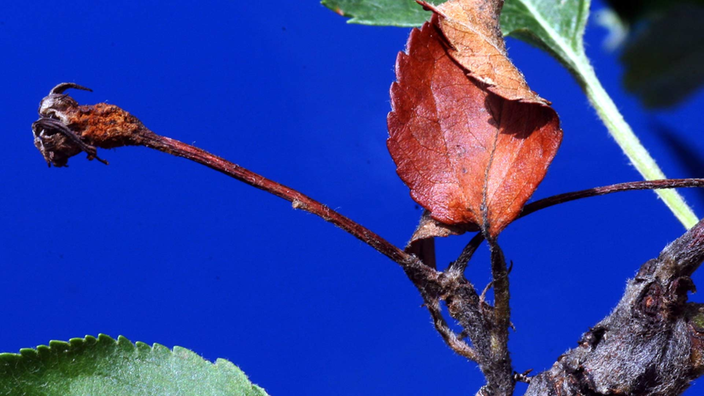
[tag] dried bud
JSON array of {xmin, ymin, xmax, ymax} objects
[
  {"xmin": 32, "ymin": 117, "xmax": 86, "ymax": 167},
  {"xmin": 32, "ymin": 83, "xmax": 149, "ymax": 167}
]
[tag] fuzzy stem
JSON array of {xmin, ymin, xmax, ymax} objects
[
  {"xmin": 449, "ymin": 232, "xmax": 484, "ymax": 274},
  {"xmin": 573, "ymin": 60, "xmax": 698, "ymax": 229}
]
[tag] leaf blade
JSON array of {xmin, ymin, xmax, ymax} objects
[
  {"xmin": 500, "ymin": 0, "xmax": 590, "ymax": 73},
  {"xmin": 0, "ymin": 334, "xmax": 268, "ymax": 396},
  {"xmin": 387, "ymin": 19, "xmax": 561, "ymax": 237},
  {"xmin": 321, "ymin": 0, "xmax": 432, "ymax": 26},
  {"xmin": 324, "ymin": 0, "xmax": 699, "ymax": 228}
]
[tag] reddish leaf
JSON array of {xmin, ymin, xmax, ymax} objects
[
  {"xmin": 425, "ymin": 0, "xmax": 547, "ymax": 105},
  {"xmin": 387, "ymin": 21, "xmax": 561, "ymax": 237}
]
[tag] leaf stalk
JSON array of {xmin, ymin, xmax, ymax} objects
[{"xmin": 572, "ymin": 57, "xmax": 698, "ymax": 228}]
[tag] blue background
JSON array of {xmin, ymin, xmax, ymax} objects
[{"xmin": 2, "ymin": 1, "xmax": 704, "ymax": 395}]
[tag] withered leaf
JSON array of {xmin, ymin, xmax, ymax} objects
[
  {"xmin": 424, "ymin": 0, "xmax": 547, "ymax": 105},
  {"xmin": 406, "ymin": 210, "xmax": 465, "ymax": 267},
  {"xmin": 387, "ymin": 20, "xmax": 561, "ymax": 237}
]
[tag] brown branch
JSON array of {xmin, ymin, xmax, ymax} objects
[
  {"xmin": 136, "ymin": 133, "xmax": 412, "ymax": 265},
  {"xmin": 32, "ymin": 83, "xmax": 497, "ymax": 372},
  {"xmin": 402, "ymin": 258, "xmax": 498, "ymax": 371},
  {"xmin": 450, "ymin": 179, "xmax": 704, "ymax": 276},
  {"xmin": 425, "ymin": 298, "xmax": 479, "ymax": 362},
  {"xmin": 486, "ymin": 239, "xmax": 513, "ymax": 395},
  {"xmin": 32, "ymin": 84, "xmax": 412, "ymax": 267},
  {"xmin": 449, "ymin": 232, "xmax": 484, "ymax": 274}
]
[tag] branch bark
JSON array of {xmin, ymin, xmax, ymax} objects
[
  {"xmin": 525, "ymin": 219, "xmax": 704, "ymax": 395},
  {"xmin": 487, "ymin": 239, "xmax": 513, "ymax": 395}
]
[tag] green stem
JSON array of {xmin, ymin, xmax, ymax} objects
[{"xmin": 573, "ymin": 57, "xmax": 698, "ymax": 229}]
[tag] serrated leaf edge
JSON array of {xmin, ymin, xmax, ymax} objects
[
  {"xmin": 321, "ymin": 0, "xmax": 434, "ymax": 27},
  {"xmin": 0, "ymin": 334, "xmax": 267, "ymax": 395}
]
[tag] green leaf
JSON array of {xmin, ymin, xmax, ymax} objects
[
  {"xmin": 0, "ymin": 334, "xmax": 268, "ymax": 396},
  {"xmin": 621, "ymin": 3, "xmax": 704, "ymax": 108},
  {"xmin": 321, "ymin": 0, "xmax": 432, "ymax": 27},
  {"xmin": 320, "ymin": 0, "xmax": 590, "ymax": 72},
  {"xmin": 500, "ymin": 0, "xmax": 590, "ymax": 74}
]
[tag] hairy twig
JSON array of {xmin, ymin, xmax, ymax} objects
[
  {"xmin": 449, "ymin": 232, "xmax": 484, "ymax": 274},
  {"xmin": 486, "ymin": 239, "xmax": 513, "ymax": 395},
  {"xmin": 402, "ymin": 258, "xmax": 500, "ymax": 379},
  {"xmin": 425, "ymin": 299, "xmax": 478, "ymax": 361},
  {"xmin": 478, "ymin": 281, "xmax": 493, "ymax": 306}
]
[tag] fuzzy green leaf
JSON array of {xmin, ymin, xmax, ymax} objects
[
  {"xmin": 321, "ymin": 0, "xmax": 594, "ymax": 151},
  {"xmin": 321, "ymin": 0, "xmax": 591, "ymax": 74},
  {"xmin": 0, "ymin": 334, "xmax": 268, "ymax": 396},
  {"xmin": 321, "ymin": 0, "xmax": 432, "ymax": 27},
  {"xmin": 500, "ymin": 0, "xmax": 590, "ymax": 74}
]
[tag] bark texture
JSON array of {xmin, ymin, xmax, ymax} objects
[{"xmin": 526, "ymin": 220, "xmax": 704, "ymax": 395}]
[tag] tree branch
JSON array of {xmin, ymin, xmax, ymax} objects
[
  {"xmin": 525, "ymin": 219, "xmax": 704, "ymax": 395},
  {"xmin": 32, "ymin": 84, "xmax": 500, "ymax": 379},
  {"xmin": 486, "ymin": 239, "xmax": 513, "ymax": 395},
  {"xmin": 36, "ymin": 84, "xmax": 704, "ymax": 395},
  {"xmin": 425, "ymin": 297, "xmax": 479, "ymax": 362},
  {"xmin": 450, "ymin": 178, "xmax": 704, "ymax": 278},
  {"xmin": 32, "ymin": 84, "xmax": 412, "ymax": 267}
]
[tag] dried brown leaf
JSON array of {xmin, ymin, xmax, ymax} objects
[
  {"xmin": 406, "ymin": 211, "xmax": 465, "ymax": 266},
  {"xmin": 410, "ymin": 211, "xmax": 466, "ymax": 243},
  {"xmin": 387, "ymin": 21, "xmax": 561, "ymax": 237},
  {"xmin": 423, "ymin": 0, "xmax": 547, "ymax": 104}
]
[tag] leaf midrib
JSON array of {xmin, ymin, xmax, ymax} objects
[{"xmin": 511, "ymin": 0, "xmax": 586, "ymax": 70}]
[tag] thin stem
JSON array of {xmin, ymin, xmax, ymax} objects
[
  {"xmin": 488, "ymin": 240, "xmax": 510, "ymax": 337},
  {"xmin": 573, "ymin": 59, "xmax": 698, "ymax": 229},
  {"xmin": 426, "ymin": 300, "xmax": 479, "ymax": 361},
  {"xmin": 455, "ymin": 179, "xmax": 704, "ymax": 273},
  {"xmin": 522, "ymin": 179, "xmax": 704, "ymax": 220},
  {"xmin": 136, "ymin": 132, "xmax": 412, "ymax": 265},
  {"xmin": 449, "ymin": 232, "xmax": 484, "ymax": 274}
]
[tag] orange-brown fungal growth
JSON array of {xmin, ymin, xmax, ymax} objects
[
  {"xmin": 32, "ymin": 83, "xmax": 148, "ymax": 167},
  {"xmin": 66, "ymin": 103, "xmax": 147, "ymax": 150}
]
